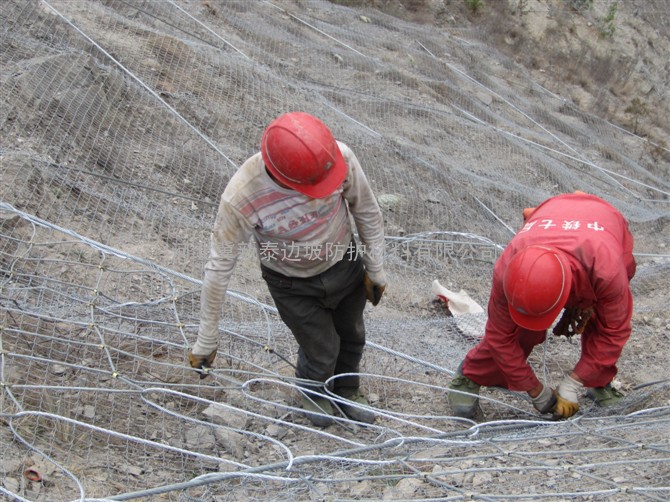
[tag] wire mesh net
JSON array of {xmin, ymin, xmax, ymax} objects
[{"xmin": 1, "ymin": 0, "xmax": 669, "ymax": 500}]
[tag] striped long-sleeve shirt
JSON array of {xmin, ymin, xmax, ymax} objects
[{"xmin": 192, "ymin": 141, "xmax": 385, "ymax": 355}]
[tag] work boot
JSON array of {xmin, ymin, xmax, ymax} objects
[
  {"xmin": 448, "ymin": 369, "xmax": 481, "ymax": 419},
  {"xmin": 301, "ymin": 392, "xmax": 335, "ymax": 427},
  {"xmin": 336, "ymin": 389, "xmax": 376, "ymax": 424},
  {"xmin": 587, "ymin": 384, "xmax": 624, "ymax": 407}
]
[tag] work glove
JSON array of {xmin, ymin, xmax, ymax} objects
[
  {"xmin": 552, "ymin": 375, "xmax": 581, "ymax": 419},
  {"xmin": 363, "ymin": 272, "xmax": 386, "ymax": 306},
  {"xmin": 530, "ymin": 385, "xmax": 557, "ymax": 414},
  {"xmin": 188, "ymin": 349, "xmax": 217, "ymax": 379}
]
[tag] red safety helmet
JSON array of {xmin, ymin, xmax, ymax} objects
[
  {"xmin": 261, "ymin": 112, "xmax": 347, "ymax": 198},
  {"xmin": 503, "ymin": 245, "xmax": 572, "ymax": 331}
]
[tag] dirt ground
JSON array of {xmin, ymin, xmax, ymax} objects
[{"xmin": 349, "ymin": 0, "xmax": 670, "ymax": 149}]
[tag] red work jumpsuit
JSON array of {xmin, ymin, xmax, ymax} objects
[{"xmin": 462, "ymin": 193, "xmax": 636, "ymax": 390}]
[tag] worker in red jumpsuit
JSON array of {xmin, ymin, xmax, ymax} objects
[{"xmin": 448, "ymin": 192, "xmax": 636, "ymax": 419}]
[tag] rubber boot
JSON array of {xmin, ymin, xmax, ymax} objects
[
  {"xmin": 448, "ymin": 366, "xmax": 481, "ymax": 419},
  {"xmin": 301, "ymin": 391, "xmax": 335, "ymax": 427},
  {"xmin": 336, "ymin": 389, "xmax": 376, "ymax": 424},
  {"xmin": 587, "ymin": 384, "xmax": 624, "ymax": 407}
]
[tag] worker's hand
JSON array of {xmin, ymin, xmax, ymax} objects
[
  {"xmin": 553, "ymin": 393, "xmax": 580, "ymax": 419},
  {"xmin": 188, "ymin": 349, "xmax": 217, "ymax": 379},
  {"xmin": 552, "ymin": 375, "xmax": 581, "ymax": 419},
  {"xmin": 530, "ymin": 385, "xmax": 557, "ymax": 414},
  {"xmin": 363, "ymin": 272, "xmax": 386, "ymax": 306}
]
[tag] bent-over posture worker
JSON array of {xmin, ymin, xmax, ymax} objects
[
  {"xmin": 188, "ymin": 112, "xmax": 387, "ymax": 427},
  {"xmin": 448, "ymin": 192, "xmax": 635, "ymax": 419}
]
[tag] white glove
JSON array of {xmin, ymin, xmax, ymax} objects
[
  {"xmin": 365, "ymin": 268, "xmax": 387, "ymax": 288},
  {"xmin": 554, "ymin": 375, "xmax": 582, "ymax": 418},
  {"xmin": 530, "ymin": 385, "xmax": 556, "ymax": 414},
  {"xmin": 363, "ymin": 272, "xmax": 385, "ymax": 306},
  {"xmin": 557, "ymin": 375, "xmax": 582, "ymax": 403}
]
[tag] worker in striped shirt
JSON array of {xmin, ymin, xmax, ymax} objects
[{"xmin": 188, "ymin": 112, "xmax": 387, "ymax": 427}]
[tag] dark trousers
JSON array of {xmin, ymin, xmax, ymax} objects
[{"xmin": 261, "ymin": 251, "xmax": 367, "ymax": 393}]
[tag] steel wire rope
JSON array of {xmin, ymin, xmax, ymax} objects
[
  {"xmin": 415, "ymin": 41, "xmax": 670, "ymax": 200},
  {"xmin": 138, "ymin": 386, "xmax": 421, "ymax": 469},
  {"xmin": 493, "ymin": 447, "xmax": 669, "ymax": 501},
  {"xmin": 0, "ymin": 350, "xmax": 129, "ymax": 389},
  {"xmin": 397, "ymin": 457, "xmax": 500, "ymax": 502},
  {"xmin": 103, "ymin": 413, "xmax": 670, "ymax": 501},
  {"xmin": 399, "ymin": 438, "xmax": 669, "ymax": 498},
  {"xmin": 621, "ymin": 406, "xmax": 670, "ymax": 421},
  {"xmin": 191, "ymin": 350, "xmax": 287, "ymax": 382},
  {"xmin": 189, "ymin": 321, "xmax": 293, "ymax": 380},
  {"xmin": 241, "ymin": 375, "xmax": 448, "ymax": 437},
  {"xmin": 0, "ymin": 205, "xmax": 294, "ymax": 392},
  {"xmin": 472, "ymin": 196, "xmax": 517, "ymax": 236},
  {"xmin": 106, "ymin": 0, "xmax": 252, "ymax": 61},
  {"xmin": 490, "ymin": 407, "xmax": 670, "ymax": 448},
  {"xmin": 262, "ymin": 0, "xmax": 368, "ymax": 58},
  {"xmin": 3, "ymin": 301, "xmax": 194, "ymax": 368},
  {"xmin": 34, "ymin": 156, "xmax": 219, "ymax": 208},
  {"xmin": 105, "ymin": 433, "xmax": 499, "ymax": 500},
  {"xmin": 0, "ymin": 488, "xmax": 29, "ymax": 502},
  {"xmin": 3, "ymin": 280, "xmax": 100, "ymax": 317},
  {"xmin": 137, "ymin": 391, "xmax": 286, "ymax": 471},
  {"xmin": 496, "ymin": 442, "xmax": 657, "ymax": 462},
  {"xmin": 560, "ymin": 454, "xmax": 670, "ymax": 481},
  {"xmin": 495, "ymin": 126, "xmax": 670, "ymax": 200},
  {"xmin": 8, "ymin": 409, "xmax": 230, "ymax": 477},
  {"xmin": 0, "ymin": 202, "xmax": 276, "ymax": 309},
  {"xmin": 633, "ymin": 379, "xmax": 670, "ymax": 390},
  {"xmin": 410, "ymin": 453, "xmax": 634, "ymax": 485},
  {"xmin": 416, "ymin": 40, "xmax": 628, "ymax": 186},
  {"xmin": 87, "ymin": 269, "xmax": 126, "ymax": 381},
  {"xmin": 365, "ymin": 339, "xmax": 465, "ymax": 379},
  {"xmin": 40, "ymin": 0, "xmax": 238, "ymax": 169},
  {"xmin": 324, "ymin": 371, "xmax": 547, "ymax": 424},
  {"xmin": 292, "ymin": 424, "xmax": 667, "ymax": 502},
  {"xmin": 95, "ymin": 288, "xmax": 199, "ymax": 311},
  {"xmin": 164, "ymin": 0, "xmax": 252, "ymax": 61},
  {"xmin": 238, "ymin": 378, "xmax": 381, "ymax": 446},
  {"xmin": 573, "ymin": 417, "xmax": 670, "ymax": 455},
  {"xmin": 448, "ymin": 97, "xmax": 670, "ymax": 201},
  {"xmin": 323, "ymin": 373, "xmax": 469, "ymax": 424},
  {"xmin": 413, "ymin": 438, "xmax": 660, "ymax": 502},
  {"xmin": 6, "ymin": 413, "xmax": 88, "ymax": 501},
  {"xmin": 0, "ymin": 213, "xmax": 38, "ymax": 292},
  {"xmin": 322, "ymin": 101, "xmax": 383, "ymax": 138}
]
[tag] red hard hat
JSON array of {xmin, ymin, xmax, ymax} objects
[
  {"xmin": 261, "ymin": 112, "xmax": 347, "ymax": 198},
  {"xmin": 503, "ymin": 245, "xmax": 572, "ymax": 331}
]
